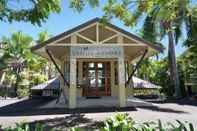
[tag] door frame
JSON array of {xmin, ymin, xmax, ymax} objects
[{"xmin": 82, "ymin": 61, "xmax": 111, "ymax": 97}]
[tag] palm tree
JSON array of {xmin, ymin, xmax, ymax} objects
[
  {"xmin": 139, "ymin": 7, "xmax": 184, "ymax": 97},
  {"xmin": 139, "ymin": 1, "xmax": 197, "ymax": 98},
  {"xmin": 69, "ymin": 0, "xmax": 193, "ymax": 98},
  {"xmin": 1, "ymin": 32, "xmax": 33, "ymax": 96}
]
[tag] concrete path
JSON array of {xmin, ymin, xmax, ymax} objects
[{"xmin": 0, "ymin": 98, "xmax": 196, "ymax": 129}]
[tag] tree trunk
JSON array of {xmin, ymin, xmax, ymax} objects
[
  {"xmin": 48, "ymin": 62, "xmax": 52, "ymax": 79},
  {"xmin": 0, "ymin": 70, "xmax": 4, "ymax": 84},
  {"xmin": 0, "ymin": 70, "xmax": 5, "ymax": 84},
  {"xmin": 167, "ymin": 28, "xmax": 181, "ymax": 98},
  {"xmin": 14, "ymin": 67, "xmax": 21, "ymax": 97}
]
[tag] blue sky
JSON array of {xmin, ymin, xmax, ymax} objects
[{"xmin": 0, "ymin": 0, "xmax": 186, "ymax": 58}]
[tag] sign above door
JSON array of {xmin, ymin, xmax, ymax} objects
[{"xmin": 70, "ymin": 46, "xmax": 123, "ymax": 58}]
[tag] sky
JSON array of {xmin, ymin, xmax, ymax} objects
[{"xmin": 0, "ymin": 0, "xmax": 186, "ymax": 58}]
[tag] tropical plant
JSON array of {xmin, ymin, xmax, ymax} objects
[
  {"xmin": 0, "ymin": 31, "xmax": 50, "ymax": 97},
  {"xmin": 1, "ymin": 32, "xmax": 33, "ymax": 96},
  {"xmin": 136, "ymin": 58, "xmax": 156, "ymax": 81},
  {"xmin": 102, "ymin": 113, "xmax": 135, "ymax": 131},
  {"xmin": 4, "ymin": 122, "xmax": 46, "ymax": 131},
  {"xmin": 101, "ymin": 113, "xmax": 195, "ymax": 131},
  {"xmin": 0, "ymin": 0, "xmax": 61, "ymax": 25},
  {"xmin": 31, "ymin": 73, "xmax": 48, "ymax": 86}
]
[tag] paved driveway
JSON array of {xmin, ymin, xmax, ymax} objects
[{"xmin": 0, "ymin": 98, "xmax": 196, "ymax": 130}]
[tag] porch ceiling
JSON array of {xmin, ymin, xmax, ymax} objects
[{"xmin": 34, "ymin": 44, "xmax": 154, "ymax": 63}]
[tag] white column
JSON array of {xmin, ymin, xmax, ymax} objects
[
  {"xmin": 118, "ymin": 58, "xmax": 126, "ymax": 107},
  {"xmin": 69, "ymin": 58, "xmax": 77, "ymax": 108}
]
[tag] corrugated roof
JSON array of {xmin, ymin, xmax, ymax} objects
[
  {"xmin": 31, "ymin": 76, "xmax": 160, "ymax": 90},
  {"xmin": 31, "ymin": 78, "xmax": 60, "ymax": 90},
  {"xmin": 132, "ymin": 76, "xmax": 161, "ymax": 89}
]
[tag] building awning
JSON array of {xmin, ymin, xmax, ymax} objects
[
  {"xmin": 132, "ymin": 76, "xmax": 161, "ymax": 89},
  {"xmin": 31, "ymin": 77, "xmax": 60, "ymax": 90}
]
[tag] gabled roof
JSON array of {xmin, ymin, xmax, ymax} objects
[{"xmin": 31, "ymin": 17, "xmax": 163, "ymax": 52}]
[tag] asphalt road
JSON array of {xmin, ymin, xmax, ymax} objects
[{"xmin": 0, "ymin": 98, "xmax": 196, "ymax": 130}]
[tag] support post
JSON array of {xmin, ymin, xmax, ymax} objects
[
  {"xmin": 78, "ymin": 61, "xmax": 83, "ymax": 82},
  {"xmin": 69, "ymin": 58, "xmax": 77, "ymax": 108},
  {"xmin": 126, "ymin": 49, "xmax": 148, "ymax": 85},
  {"xmin": 110, "ymin": 61, "xmax": 115, "ymax": 96},
  {"xmin": 118, "ymin": 58, "xmax": 126, "ymax": 107}
]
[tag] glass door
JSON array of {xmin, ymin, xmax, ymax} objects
[{"xmin": 83, "ymin": 62, "xmax": 111, "ymax": 97}]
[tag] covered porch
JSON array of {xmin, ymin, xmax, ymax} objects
[
  {"xmin": 31, "ymin": 18, "xmax": 162, "ymax": 109},
  {"xmin": 40, "ymin": 96, "xmax": 151, "ymax": 109}
]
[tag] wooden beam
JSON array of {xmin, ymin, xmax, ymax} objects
[
  {"xmin": 51, "ymin": 23, "xmax": 97, "ymax": 44},
  {"xmin": 46, "ymin": 49, "xmax": 69, "ymax": 87},
  {"xmin": 96, "ymin": 23, "xmax": 99, "ymax": 43},
  {"xmin": 71, "ymin": 34, "xmax": 77, "ymax": 43},
  {"xmin": 76, "ymin": 33, "xmax": 95, "ymax": 43},
  {"xmin": 117, "ymin": 34, "xmax": 123, "ymax": 44},
  {"xmin": 100, "ymin": 34, "xmax": 118, "ymax": 44}
]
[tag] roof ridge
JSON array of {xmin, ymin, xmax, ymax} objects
[{"xmin": 31, "ymin": 17, "xmax": 163, "ymax": 52}]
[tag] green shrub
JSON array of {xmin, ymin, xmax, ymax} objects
[
  {"xmin": 16, "ymin": 85, "xmax": 30, "ymax": 98},
  {"xmin": 31, "ymin": 73, "xmax": 47, "ymax": 85},
  {"xmin": 102, "ymin": 113, "xmax": 194, "ymax": 131},
  {"xmin": 2, "ymin": 113, "xmax": 195, "ymax": 131},
  {"xmin": 17, "ymin": 79, "xmax": 30, "ymax": 98},
  {"xmin": 4, "ymin": 123, "xmax": 46, "ymax": 131},
  {"xmin": 101, "ymin": 113, "xmax": 135, "ymax": 131}
]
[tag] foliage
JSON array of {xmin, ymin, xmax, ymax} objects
[
  {"xmin": 0, "ymin": 0, "xmax": 61, "ymax": 25},
  {"xmin": 37, "ymin": 31, "xmax": 51, "ymax": 43},
  {"xmin": 17, "ymin": 84, "xmax": 30, "ymax": 98},
  {"xmin": 2, "ymin": 113, "xmax": 195, "ymax": 131},
  {"xmin": 102, "ymin": 113, "xmax": 135, "ymax": 131},
  {"xmin": 1, "ymin": 31, "xmax": 34, "ymax": 71},
  {"xmin": 182, "ymin": 14, "xmax": 197, "ymax": 82},
  {"xmin": 69, "ymin": 0, "xmax": 99, "ymax": 12},
  {"xmin": 0, "ymin": 31, "xmax": 49, "ymax": 97},
  {"xmin": 101, "ymin": 113, "xmax": 194, "ymax": 131},
  {"xmin": 4, "ymin": 122, "xmax": 45, "ymax": 131},
  {"xmin": 31, "ymin": 73, "xmax": 48, "ymax": 85},
  {"xmin": 177, "ymin": 61, "xmax": 187, "ymax": 97},
  {"xmin": 137, "ymin": 58, "xmax": 156, "ymax": 82},
  {"xmin": 137, "ymin": 58, "xmax": 187, "ymax": 97}
]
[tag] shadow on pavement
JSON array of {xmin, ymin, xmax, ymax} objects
[
  {"xmin": 0, "ymin": 114, "xmax": 103, "ymax": 130},
  {"xmin": 147, "ymin": 98, "xmax": 197, "ymax": 106},
  {"xmin": 0, "ymin": 99, "xmax": 136, "ymax": 116},
  {"xmin": 137, "ymin": 105, "xmax": 188, "ymax": 114},
  {"xmin": 28, "ymin": 114, "xmax": 103, "ymax": 130}
]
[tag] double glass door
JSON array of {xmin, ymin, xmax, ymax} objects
[{"xmin": 83, "ymin": 62, "xmax": 110, "ymax": 97}]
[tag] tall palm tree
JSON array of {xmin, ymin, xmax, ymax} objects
[{"xmin": 139, "ymin": 0, "xmax": 196, "ymax": 97}]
